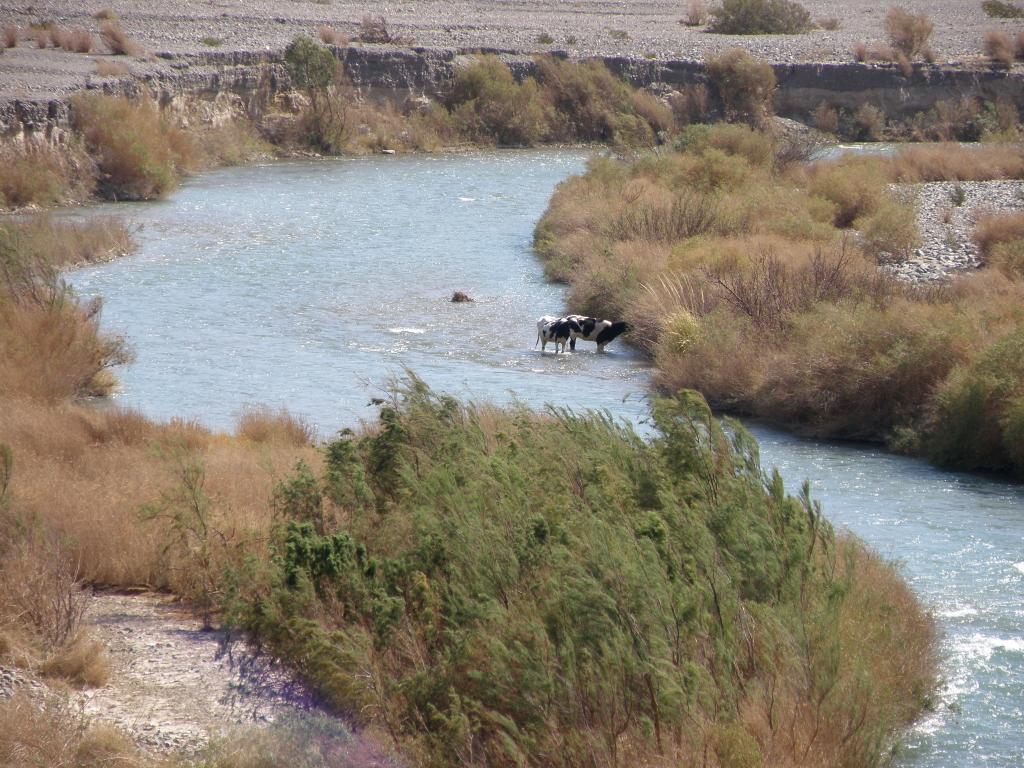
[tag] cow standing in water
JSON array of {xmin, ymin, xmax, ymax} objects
[
  {"xmin": 565, "ymin": 315, "xmax": 630, "ymax": 352},
  {"xmin": 536, "ymin": 316, "xmax": 583, "ymax": 353}
]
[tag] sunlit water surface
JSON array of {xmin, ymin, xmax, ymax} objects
[{"xmin": 68, "ymin": 151, "xmax": 1023, "ymax": 767}]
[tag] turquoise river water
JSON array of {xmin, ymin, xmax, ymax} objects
[{"xmin": 67, "ymin": 151, "xmax": 1024, "ymax": 766}]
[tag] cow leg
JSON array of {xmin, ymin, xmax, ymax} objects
[{"xmin": 569, "ymin": 337, "xmax": 576, "ymax": 351}]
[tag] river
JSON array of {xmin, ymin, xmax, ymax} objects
[{"xmin": 67, "ymin": 150, "xmax": 1024, "ymax": 767}]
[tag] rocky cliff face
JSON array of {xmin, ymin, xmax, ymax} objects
[{"xmin": 2, "ymin": 44, "xmax": 1022, "ymax": 143}]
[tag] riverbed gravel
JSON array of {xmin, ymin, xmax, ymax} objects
[
  {"xmin": 73, "ymin": 591, "xmax": 316, "ymax": 754},
  {"xmin": 0, "ymin": 0, "xmax": 1014, "ymax": 102},
  {"xmin": 886, "ymin": 179, "xmax": 1024, "ymax": 283}
]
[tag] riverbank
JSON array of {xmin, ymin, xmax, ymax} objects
[{"xmin": 535, "ymin": 125, "xmax": 1024, "ymax": 474}]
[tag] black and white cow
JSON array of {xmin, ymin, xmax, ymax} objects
[
  {"xmin": 536, "ymin": 315, "xmax": 583, "ymax": 353},
  {"xmin": 565, "ymin": 315, "xmax": 630, "ymax": 352}
]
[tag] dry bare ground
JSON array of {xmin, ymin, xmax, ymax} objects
[
  {"xmin": 0, "ymin": 0, "xmax": 1014, "ymax": 102},
  {"xmin": 74, "ymin": 592, "xmax": 311, "ymax": 754}
]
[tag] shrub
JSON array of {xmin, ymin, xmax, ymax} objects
[
  {"xmin": 0, "ymin": 530, "xmax": 88, "ymax": 649},
  {"xmin": 284, "ymin": 36, "xmax": 338, "ymax": 93},
  {"xmin": 356, "ymin": 15, "xmax": 394, "ymax": 43},
  {"xmin": 30, "ymin": 27, "xmax": 50, "ymax": 48},
  {"xmin": 535, "ymin": 55, "xmax": 670, "ymax": 144},
  {"xmin": 927, "ymin": 327, "xmax": 1024, "ymax": 471},
  {"xmin": 809, "ymin": 159, "xmax": 888, "ymax": 226},
  {"xmin": 811, "ymin": 101, "xmax": 839, "ymax": 133},
  {"xmin": 71, "ymin": 93, "xmax": 187, "ymax": 200},
  {"xmin": 710, "ymin": 0, "xmax": 812, "ymax": 34},
  {"xmin": 669, "ymin": 83, "xmax": 711, "ymax": 124},
  {"xmin": 706, "ymin": 47, "xmax": 776, "ymax": 126},
  {"xmin": 856, "ymin": 199, "xmax": 920, "ymax": 261},
  {"xmin": 100, "ymin": 21, "xmax": 141, "ymax": 55},
  {"xmin": 891, "ymin": 142, "xmax": 1024, "ymax": 181},
  {"xmin": 817, "ymin": 16, "xmax": 840, "ymax": 30},
  {"xmin": 982, "ymin": 0, "xmax": 1024, "ymax": 18},
  {"xmin": 985, "ymin": 30, "xmax": 1015, "ymax": 68},
  {"xmin": 201, "ymin": 36, "xmax": 222, "ymax": 47},
  {"xmin": 535, "ymin": 31, "xmax": 554, "ymax": 44},
  {"xmin": 448, "ymin": 56, "xmax": 550, "ymax": 146},
  {"xmin": 225, "ymin": 381, "xmax": 936, "ymax": 767},
  {"xmin": 50, "ymin": 27, "xmax": 93, "ymax": 53},
  {"xmin": 853, "ymin": 102, "xmax": 886, "ymax": 140},
  {"xmin": 0, "ymin": 217, "xmax": 134, "ymax": 402},
  {"xmin": 3, "ymin": 25, "xmax": 17, "ymax": 47},
  {"xmin": 92, "ymin": 8, "xmax": 118, "ymax": 20},
  {"xmin": 885, "ymin": 6, "xmax": 933, "ymax": 59},
  {"xmin": 0, "ymin": 145, "xmax": 72, "ymax": 209},
  {"xmin": 608, "ymin": 28, "xmax": 630, "ymax": 40},
  {"xmin": 683, "ymin": 0, "xmax": 709, "ymax": 26}
]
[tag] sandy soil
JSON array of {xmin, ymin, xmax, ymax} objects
[{"xmin": 0, "ymin": 0, "xmax": 1014, "ymax": 102}]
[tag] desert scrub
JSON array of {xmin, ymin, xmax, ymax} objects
[
  {"xmin": 223, "ymin": 378, "xmax": 936, "ymax": 768},
  {"xmin": 534, "ymin": 124, "xmax": 1024, "ymax": 473},
  {"xmin": 70, "ymin": 93, "xmax": 195, "ymax": 200},
  {"xmin": 709, "ymin": 0, "xmax": 812, "ymax": 34}
]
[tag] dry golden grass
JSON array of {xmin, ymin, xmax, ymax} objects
[
  {"xmin": 0, "ymin": 399, "xmax": 319, "ymax": 590},
  {"xmin": 39, "ymin": 635, "xmax": 111, "ymax": 687},
  {"xmin": 974, "ymin": 211, "xmax": 1024, "ymax": 256},
  {"xmin": 29, "ymin": 27, "xmax": 51, "ymax": 49},
  {"xmin": 236, "ymin": 406, "xmax": 315, "ymax": 447},
  {"xmin": 94, "ymin": 58, "xmax": 130, "ymax": 77},
  {"xmin": 50, "ymin": 26, "xmax": 94, "ymax": 53},
  {"xmin": 0, "ymin": 144, "xmax": 75, "ymax": 209},
  {"xmin": 890, "ymin": 143, "xmax": 1024, "ymax": 181},
  {"xmin": 0, "ymin": 694, "xmax": 151, "ymax": 768},
  {"xmin": 317, "ymin": 25, "xmax": 349, "ymax": 46},
  {"xmin": 3, "ymin": 25, "xmax": 18, "ymax": 48}
]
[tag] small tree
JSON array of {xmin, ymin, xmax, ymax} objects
[
  {"xmin": 284, "ymin": 36, "xmax": 338, "ymax": 93},
  {"xmin": 284, "ymin": 36, "xmax": 350, "ymax": 153}
]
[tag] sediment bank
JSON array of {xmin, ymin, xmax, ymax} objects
[{"xmin": 3, "ymin": 42, "xmax": 1024, "ymax": 145}]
